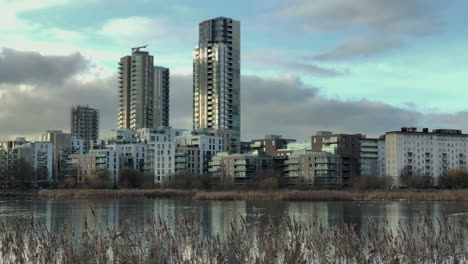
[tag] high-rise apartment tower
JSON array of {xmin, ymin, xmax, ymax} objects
[
  {"xmin": 118, "ymin": 46, "xmax": 170, "ymax": 129},
  {"xmin": 71, "ymin": 105, "xmax": 99, "ymax": 141},
  {"xmin": 193, "ymin": 17, "xmax": 241, "ymax": 153},
  {"xmin": 154, "ymin": 66, "xmax": 170, "ymax": 128}
]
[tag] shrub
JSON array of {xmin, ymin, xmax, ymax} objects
[
  {"xmin": 162, "ymin": 173, "xmax": 210, "ymax": 190},
  {"xmin": 350, "ymin": 176, "xmax": 393, "ymax": 190},
  {"xmin": 57, "ymin": 177, "xmax": 77, "ymax": 189},
  {"xmin": 439, "ymin": 168, "xmax": 468, "ymax": 189},
  {"xmin": 118, "ymin": 169, "xmax": 152, "ymax": 188},
  {"xmin": 83, "ymin": 169, "xmax": 111, "ymax": 189}
]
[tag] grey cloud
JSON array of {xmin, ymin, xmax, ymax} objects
[
  {"xmin": 156, "ymin": 73, "xmax": 468, "ymax": 141},
  {"xmin": 273, "ymin": 0, "xmax": 445, "ymax": 60},
  {"xmin": 310, "ymin": 37, "xmax": 403, "ymax": 61},
  {"xmin": 243, "ymin": 49, "xmax": 344, "ymax": 77},
  {"xmin": 0, "ymin": 48, "xmax": 88, "ymax": 85},
  {"xmin": 1, "ymin": 49, "xmax": 467, "ymax": 143}
]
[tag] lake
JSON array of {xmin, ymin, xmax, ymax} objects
[{"xmin": 1, "ymin": 198, "xmax": 467, "ymax": 236}]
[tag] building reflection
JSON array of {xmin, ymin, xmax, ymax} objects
[{"xmin": 0, "ymin": 198, "xmax": 465, "ymax": 239}]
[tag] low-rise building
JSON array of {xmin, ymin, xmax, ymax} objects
[
  {"xmin": 209, "ymin": 152, "xmax": 275, "ymax": 185},
  {"xmin": 175, "ymin": 131, "xmax": 224, "ymax": 175},
  {"xmin": 284, "ymin": 151, "xmax": 342, "ymax": 187},
  {"xmin": 70, "ymin": 149, "xmax": 119, "ymax": 186},
  {"xmin": 16, "ymin": 142, "xmax": 53, "ymax": 184},
  {"xmin": 136, "ymin": 127, "xmax": 186, "ymax": 184},
  {"xmin": 312, "ymin": 133, "xmax": 362, "ymax": 184},
  {"xmin": 250, "ymin": 135, "xmax": 295, "ymax": 156}
]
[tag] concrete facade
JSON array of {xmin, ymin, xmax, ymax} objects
[
  {"xmin": 154, "ymin": 66, "xmax": 170, "ymax": 128},
  {"xmin": 360, "ymin": 138, "xmax": 379, "ymax": 177},
  {"xmin": 209, "ymin": 153, "xmax": 274, "ymax": 184},
  {"xmin": 284, "ymin": 151, "xmax": 342, "ymax": 186},
  {"xmin": 193, "ymin": 17, "xmax": 241, "ymax": 153},
  {"xmin": 312, "ymin": 133, "xmax": 362, "ymax": 183},
  {"xmin": 71, "ymin": 105, "xmax": 99, "ymax": 141},
  {"xmin": 385, "ymin": 127, "xmax": 468, "ymax": 186},
  {"xmin": 175, "ymin": 132, "xmax": 224, "ymax": 175},
  {"xmin": 119, "ymin": 47, "xmax": 166, "ymax": 130}
]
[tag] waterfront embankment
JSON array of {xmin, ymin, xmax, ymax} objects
[{"xmin": 37, "ymin": 189, "xmax": 468, "ymax": 201}]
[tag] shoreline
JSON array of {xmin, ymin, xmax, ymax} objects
[
  {"xmin": 0, "ymin": 190, "xmax": 39, "ymax": 197},
  {"xmin": 35, "ymin": 189, "xmax": 468, "ymax": 201}
]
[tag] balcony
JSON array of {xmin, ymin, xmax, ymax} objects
[
  {"xmin": 250, "ymin": 142, "xmax": 262, "ymax": 148},
  {"xmin": 234, "ymin": 160, "xmax": 246, "ymax": 165}
]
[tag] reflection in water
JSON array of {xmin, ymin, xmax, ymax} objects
[{"xmin": 0, "ymin": 198, "xmax": 467, "ymax": 237}]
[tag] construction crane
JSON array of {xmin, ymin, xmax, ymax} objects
[{"xmin": 132, "ymin": 45, "xmax": 148, "ymax": 53}]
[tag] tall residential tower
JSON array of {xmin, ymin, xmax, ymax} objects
[
  {"xmin": 193, "ymin": 17, "xmax": 241, "ymax": 153},
  {"xmin": 71, "ymin": 105, "xmax": 99, "ymax": 141},
  {"xmin": 118, "ymin": 46, "xmax": 170, "ymax": 130},
  {"xmin": 154, "ymin": 66, "xmax": 170, "ymax": 128}
]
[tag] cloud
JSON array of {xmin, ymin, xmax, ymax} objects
[
  {"xmin": 310, "ymin": 37, "xmax": 403, "ymax": 61},
  {"xmin": 0, "ymin": 48, "xmax": 89, "ymax": 85},
  {"xmin": 272, "ymin": 0, "xmax": 445, "ymax": 60},
  {"xmin": 1, "ymin": 48, "xmax": 467, "ymax": 143},
  {"xmin": 158, "ymin": 73, "xmax": 468, "ymax": 141},
  {"xmin": 99, "ymin": 16, "xmax": 194, "ymax": 46},
  {"xmin": 243, "ymin": 49, "xmax": 345, "ymax": 77}
]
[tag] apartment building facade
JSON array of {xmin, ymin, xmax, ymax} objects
[
  {"xmin": 154, "ymin": 66, "xmax": 170, "ymax": 128},
  {"xmin": 311, "ymin": 133, "xmax": 362, "ymax": 184},
  {"xmin": 193, "ymin": 17, "xmax": 241, "ymax": 153},
  {"xmin": 71, "ymin": 105, "xmax": 99, "ymax": 141},
  {"xmin": 118, "ymin": 47, "xmax": 169, "ymax": 130},
  {"xmin": 386, "ymin": 127, "xmax": 468, "ymax": 186},
  {"xmin": 209, "ymin": 153, "xmax": 274, "ymax": 184},
  {"xmin": 284, "ymin": 151, "xmax": 343, "ymax": 187},
  {"xmin": 175, "ymin": 132, "xmax": 224, "ymax": 175}
]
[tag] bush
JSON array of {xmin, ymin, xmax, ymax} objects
[
  {"xmin": 401, "ymin": 174, "xmax": 433, "ymax": 189},
  {"xmin": 439, "ymin": 168, "xmax": 468, "ymax": 189},
  {"xmin": 162, "ymin": 173, "xmax": 210, "ymax": 190},
  {"xmin": 350, "ymin": 176, "xmax": 393, "ymax": 190},
  {"xmin": 399, "ymin": 165, "xmax": 433, "ymax": 189},
  {"xmin": 57, "ymin": 177, "xmax": 77, "ymax": 189},
  {"xmin": 256, "ymin": 177, "xmax": 279, "ymax": 190},
  {"xmin": 118, "ymin": 169, "xmax": 150, "ymax": 188},
  {"xmin": 83, "ymin": 170, "xmax": 111, "ymax": 189}
]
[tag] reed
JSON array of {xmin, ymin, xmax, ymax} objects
[
  {"xmin": 39, "ymin": 188, "xmax": 468, "ymax": 201},
  {"xmin": 0, "ymin": 212, "xmax": 466, "ymax": 263}
]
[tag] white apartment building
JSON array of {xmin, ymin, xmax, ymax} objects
[
  {"xmin": 109, "ymin": 143, "xmax": 146, "ymax": 172},
  {"xmin": 386, "ymin": 127, "xmax": 468, "ymax": 186},
  {"xmin": 175, "ymin": 132, "xmax": 225, "ymax": 175},
  {"xmin": 136, "ymin": 128, "xmax": 186, "ymax": 184},
  {"xmin": 71, "ymin": 137, "xmax": 88, "ymax": 155},
  {"xmin": 17, "ymin": 142, "xmax": 53, "ymax": 182}
]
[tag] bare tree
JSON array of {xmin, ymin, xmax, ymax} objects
[
  {"xmin": 400, "ymin": 165, "xmax": 433, "ymax": 188},
  {"xmin": 439, "ymin": 168, "xmax": 468, "ymax": 189}
]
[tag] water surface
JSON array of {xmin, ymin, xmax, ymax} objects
[{"xmin": 0, "ymin": 198, "xmax": 467, "ymax": 236}]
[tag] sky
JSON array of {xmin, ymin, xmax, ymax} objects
[{"xmin": 0, "ymin": 0, "xmax": 467, "ymax": 141}]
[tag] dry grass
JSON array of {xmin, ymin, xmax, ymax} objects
[
  {"xmin": 0, "ymin": 190, "xmax": 38, "ymax": 197},
  {"xmin": 0, "ymin": 212, "xmax": 466, "ymax": 263},
  {"xmin": 38, "ymin": 189, "xmax": 195, "ymax": 199},
  {"xmin": 39, "ymin": 188, "xmax": 468, "ymax": 201}
]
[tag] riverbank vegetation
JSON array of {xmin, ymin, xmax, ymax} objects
[
  {"xmin": 0, "ymin": 213, "xmax": 466, "ymax": 263},
  {"xmin": 38, "ymin": 188, "xmax": 468, "ymax": 201}
]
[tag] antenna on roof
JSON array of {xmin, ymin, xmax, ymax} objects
[{"xmin": 132, "ymin": 45, "xmax": 148, "ymax": 53}]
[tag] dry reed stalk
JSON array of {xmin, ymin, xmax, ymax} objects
[{"xmin": 0, "ymin": 212, "xmax": 466, "ymax": 263}]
